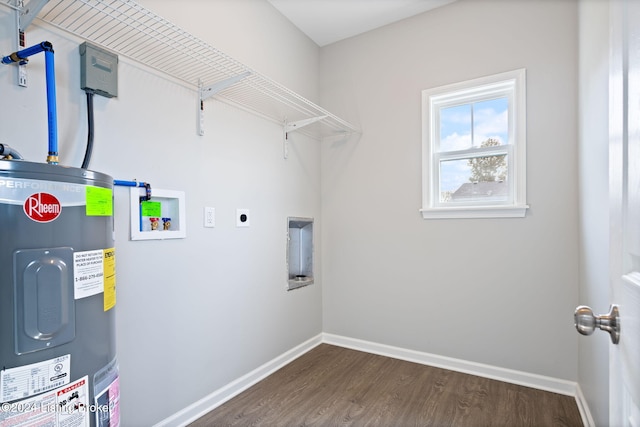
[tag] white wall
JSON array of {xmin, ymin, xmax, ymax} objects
[
  {"xmin": 0, "ymin": 1, "xmax": 322, "ymax": 425},
  {"xmin": 320, "ymin": 0, "xmax": 580, "ymax": 380},
  {"xmin": 578, "ymin": 0, "xmax": 611, "ymax": 425}
]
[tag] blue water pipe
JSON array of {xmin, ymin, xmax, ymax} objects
[
  {"xmin": 2, "ymin": 41, "xmax": 58, "ymax": 164},
  {"xmin": 113, "ymin": 180, "xmax": 151, "ymax": 192},
  {"xmin": 44, "ymin": 47, "xmax": 57, "ymax": 164},
  {"xmin": 114, "ymin": 180, "xmax": 152, "ymax": 232},
  {"xmin": 113, "ymin": 180, "xmax": 146, "ymax": 187}
]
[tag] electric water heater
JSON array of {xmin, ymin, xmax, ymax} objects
[{"xmin": 0, "ymin": 160, "xmax": 118, "ymax": 427}]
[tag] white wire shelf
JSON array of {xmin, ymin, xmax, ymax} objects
[{"xmin": 15, "ymin": 0, "xmax": 359, "ymax": 140}]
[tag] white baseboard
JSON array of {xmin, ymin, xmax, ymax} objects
[
  {"xmin": 153, "ymin": 334, "xmax": 323, "ymax": 427},
  {"xmin": 323, "ymin": 333, "xmax": 593, "ymax": 426},
  {"xmin": 322, "ymin": 333, "xmax": 576, "ymax": 395},
  {"xmin": 155, "ymin": 332, "xmax": 594, "ymax": 427},
  {"xmin": 575, "ymin": 383, "xmax": 596, "ymax": 427}
]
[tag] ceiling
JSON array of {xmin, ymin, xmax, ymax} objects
[{"xmin": 267, "ymin": 0, "xmax": 456, "ymax": 47}]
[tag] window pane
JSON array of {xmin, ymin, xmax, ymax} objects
[
  {"xmin": 472, "ymin": 97, "xmax": 508, "ymax": 147},
  {"xmin": 439, "ymin": 155, "xmax": 509, "ymax": 203},
  {"xmin": 439, "ymin": 104, "xmax": 471, "ymax": 152},
  {"xmin": 439, "ymin": 159, "xmax": 471, "ymax": 202}
]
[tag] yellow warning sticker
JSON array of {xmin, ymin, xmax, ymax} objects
[
  {"xmin": 103, "ymin": 248, "xmax": 116, "ymax": 311},
  {"xmin": 86, "ymin": 186, "xmax": 113, "ymax": 216}
]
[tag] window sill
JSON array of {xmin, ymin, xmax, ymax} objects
[{"xmin": 420, "ymin": 204, "xmax": 529, "ymax": 219}]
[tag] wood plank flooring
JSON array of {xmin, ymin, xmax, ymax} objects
[{"xmin": 189, "ymin": 344, "xmax": 583, "ymax": 427}]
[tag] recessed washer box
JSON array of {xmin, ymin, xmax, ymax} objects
[
  {"xmin": 129, "ymin": 188, "xmax": 186, "ymax": 240},
  {"xmin": 287, "ymin": 217, "xmax": 314, "ymax": 290},
  {"xmin": 79, "ymin": 42, "xmax": 118, "ymax": 98}
]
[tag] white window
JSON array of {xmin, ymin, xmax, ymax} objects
[{"xmin": 421, "ymin": 69, "xmax": 528, "ymax": 219}]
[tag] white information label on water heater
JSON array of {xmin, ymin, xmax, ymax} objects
[
  {"xmin": 0, "ymin": 354, "xmax": 71, "ymax": 402},
  {"xmin": 74, "ymin": 249, "xmax": 105, "ymax": 299},
  {"xmin": 0, "ymin": 375, "xmax": 89, "ymax": 427}
]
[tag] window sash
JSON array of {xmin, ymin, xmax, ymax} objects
[
  {"xmin": 433, "ymin": 145, "xmax": 514, "ymax": 207},
  {"xmin": 421, "ymin": 69, "xmax": 527, "ymax": 218},
  {"xmin": 433, "ymin": 94, "xmax": 513, "ymax": 153}
]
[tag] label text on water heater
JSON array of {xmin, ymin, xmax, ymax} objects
[{"xmin": 23, "ymin": 192, "xmax": 62, "ymax": 223}]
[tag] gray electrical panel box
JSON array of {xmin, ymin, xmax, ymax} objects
[{"xmin": 79, "ymin": 42, "xmax": 118, "ymax": 98}]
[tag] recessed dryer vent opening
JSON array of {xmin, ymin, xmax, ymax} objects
[{"xmin": 287, "ymin": 217, "xmax": 314, "ymax": 290}]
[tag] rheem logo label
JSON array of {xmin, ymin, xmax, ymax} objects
[{"xmin": 24, "ymin": 193, "xmax": 62, "ymax": 223}]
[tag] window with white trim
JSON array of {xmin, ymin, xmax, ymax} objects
[{"xmin": 421, "ymin": 69, "xmax": 528, "ymax": 219}]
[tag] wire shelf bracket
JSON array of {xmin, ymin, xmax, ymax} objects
[
  {"xmin": 4, "ymin": 0, "xmax": 360, "ymax": 143},
  {"xmin": 198, "ymin": 71, "xmax": 251, "ymax": 136},
  {"xmin": 283, "ymin": 116, "xmax": 327, "ymax": 159}
]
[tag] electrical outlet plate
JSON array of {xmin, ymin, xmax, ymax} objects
[
  {"xmin": 204, "ymin": 207, "xmax": 215, "ymax": 228},
  {"xmin": 236, "ymin": 209, "xmax": 250, "ymax": 227}
]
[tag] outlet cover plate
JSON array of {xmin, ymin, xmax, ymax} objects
[{"xmin": 204, "ymin": 207, "xmax": 215, "ymax": 228}]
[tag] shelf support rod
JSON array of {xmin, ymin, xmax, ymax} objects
[
  {"xmin": 283, "ymin": 115, "xmax": 327, "ymax": 159},
  {"xmin": 198, "ymin": 71, "xmax": 251, "ymax": 136},
  {"xmin": 20, "ymin": 0, "xmax": 49, "ymax": 30},
  {"xmin": 10, "ymin": 0, "xmax": 49, "ymax": 87}
]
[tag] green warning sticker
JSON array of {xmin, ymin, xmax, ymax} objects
[
  {"xmin": 140, "ymin": 201, "xmax": 161, "ymax": 217},
  {"xmin": 86, "ymin": 186, "xmax": 113, "ymax": 216}
]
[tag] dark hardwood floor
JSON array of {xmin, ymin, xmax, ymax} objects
[{"xmin": 189, "ymin": 344, "xmax": 583, "ymax": 427}]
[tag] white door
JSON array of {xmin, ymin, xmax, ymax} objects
[{"xmin": 609, "ymin": 0, "xmax": 640, "ymax": 424}]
